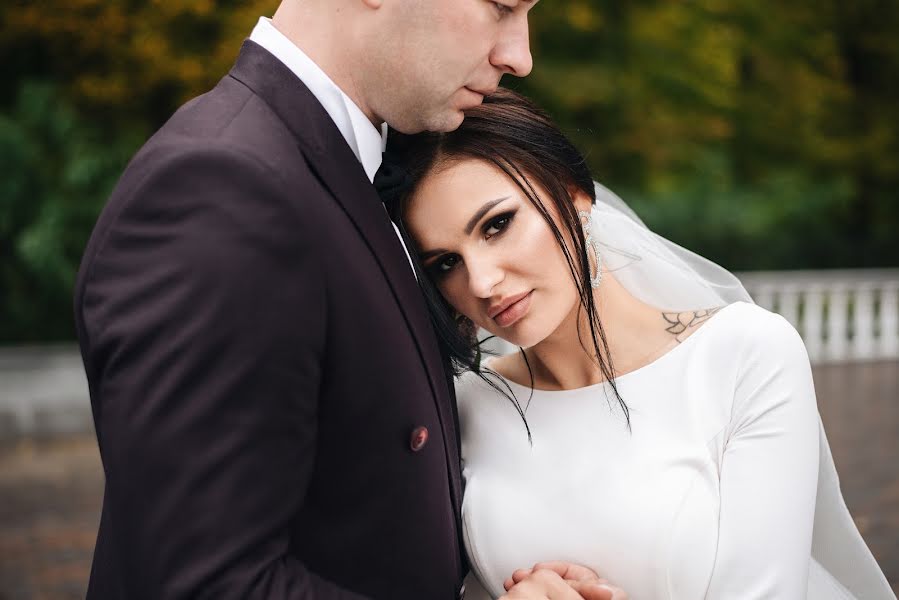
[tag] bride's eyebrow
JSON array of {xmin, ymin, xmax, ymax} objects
[
  {"xmin": 419, "ymin": 196, "xmax": 513, "ymax": 261},
  {"xmin": 464, "ymin": 197, "xmax": 510, "ymax": 234}
]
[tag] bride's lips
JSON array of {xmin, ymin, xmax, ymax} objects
[{"xmin": 489, "ymin": 291, "xmax": 533, "ymax": 328}]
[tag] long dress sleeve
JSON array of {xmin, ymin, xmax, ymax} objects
[{"xmin": 705, "ymin": 314, "xmax": 820, "ymax": 598}]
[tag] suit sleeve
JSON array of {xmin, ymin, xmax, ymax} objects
[
  {"xmin": 704, "ymin": 314, "xmax": 820, "ymax": 598},
  {"xmin": 79, "ymin": 146, "xmax": 370, "ymax": 599}
]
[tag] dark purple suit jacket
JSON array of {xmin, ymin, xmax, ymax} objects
[{"xmin": 74, "ymin": 41, "xmax": 464, "ymax": 599}]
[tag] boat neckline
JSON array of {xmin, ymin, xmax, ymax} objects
[{"xmin": 482, "ymin": 301, "xmax": 745, "ymax": 396}]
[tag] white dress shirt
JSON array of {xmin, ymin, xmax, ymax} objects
[{"xmin": 249, "ymin": 17, "xmax": 416, "ymax": 276}]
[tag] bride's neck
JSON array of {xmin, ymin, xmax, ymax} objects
[{"xmin": 521, "ymin": 273, "xmax": 672, "ymax": 391}]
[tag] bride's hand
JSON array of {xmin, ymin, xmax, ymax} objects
[
  {"xmin": 499, "ymin": 562, "xmax": 628, "ymax": 600},
  {"xmin": 504, "ymin": 561, "xmax": 602, "ymax": 590}
]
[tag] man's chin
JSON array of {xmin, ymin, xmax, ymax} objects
[
  {"xmin": 389, "ymin": 109, "xmax": 466, "ymax": 135},
  {"xmin": 432, "ymin": 110, "xmax": 465, "ymax": 133},
  {"xmin": 428, "ymin": 109, "xmax": 466, "ymax": 133}
]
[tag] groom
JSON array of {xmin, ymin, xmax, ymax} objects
[{"xmin": 75, "ymin": 1, "xmax": 610, "ymax": 598}]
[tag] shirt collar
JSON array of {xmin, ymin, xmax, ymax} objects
[{"xmin": 249, "ymin": 17, "xmax": 386, "ymax": 182}]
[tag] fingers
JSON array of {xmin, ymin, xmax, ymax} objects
[
  {"xmin": 501, "ymin": 569, "xmax": 626, "ymax": 600},
  {"xmin": 569, "ymin": 579, "xmax": 629, "ymax": 600},
  {"xmin": 501, "ymin": 562, "xmax": 625, "ymax": 600},
  {"xmin": 530, "ymin": 561, "xmax": 600, "ymax": 582},
  {"xmin": 499, "ymin": 569, "xmax": 572, "ymax": 599},
  {"xmin": 505, "ymin": 561, "xmax": 601, "ymax": 590},
  {"xmin": 508, "ymin": 567, "xmax": 533, "ymax": 587}
]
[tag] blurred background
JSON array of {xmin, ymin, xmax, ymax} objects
[{"xmin": 0, "ymin": 1, "xmax": 897, "ymax": 597}]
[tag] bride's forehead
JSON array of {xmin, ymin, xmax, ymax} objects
[{"xmin": 418, "ymin": 160, "xmax": 516, "ymax": 202}]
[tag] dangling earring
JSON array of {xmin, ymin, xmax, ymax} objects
[{"xmin": 578, "ymin": 210, "xmax": 602, "ymax": 289}]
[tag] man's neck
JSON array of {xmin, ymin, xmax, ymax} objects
[{"xmin": 271, "ymin": 3, "xmax": 379, "ymax": 127}]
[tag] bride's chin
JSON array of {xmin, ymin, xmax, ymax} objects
[{"xmin": 494, "ymin": 327, "xmax": 545, "ymax": 351}]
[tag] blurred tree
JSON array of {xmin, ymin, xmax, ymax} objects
[
  {"xmin": 1, "ymin": 0, "xmax": 279, "ymax": 130},
  {"xmin": 0, "ymin": 1, "xmax": 897, "ymax": 341},
  {"xmin": 0, "ymin": 82, "xmax": 139, "ymax": 342},
  {"xmin": 826, "ymin": 0, "xmax": 899, "ymax": 265},
  {"xmin": 0, "ymin": 1, "xmax": 277, "ymax": 341},
  {"xmin": 511, "ymin": 0, "xmax": 899, "ymax": 269}
]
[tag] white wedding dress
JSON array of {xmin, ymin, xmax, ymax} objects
[{"xmin": 457, "ymin": 302, "xmax": 894, "ymax": 599}]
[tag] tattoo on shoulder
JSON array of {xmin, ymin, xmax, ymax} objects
[{"xmin": 662, "ymin": 307, "xmax": 724, "ymax": 343}]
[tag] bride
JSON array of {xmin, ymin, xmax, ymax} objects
[{"xmin": 377, "ymin": 88, "xmax": 894, "ymax": 600}]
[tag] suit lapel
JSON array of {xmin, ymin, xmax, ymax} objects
[{"xmin": 228, "ymin": 41, "xmax": 463, "ymax": 520}]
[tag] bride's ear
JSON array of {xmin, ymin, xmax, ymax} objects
[{"xmin": 568, "ymin": 185, "xmax": 594, "ymax": 214}]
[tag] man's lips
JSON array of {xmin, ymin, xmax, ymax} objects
[{"xmin": 465, "ymin": 86, "xmax": 497, "ymax": 98}]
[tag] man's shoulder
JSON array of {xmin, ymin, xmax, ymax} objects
[
  {"xmin": 120, "ymin": 91, "xmax": 327, "ymax": 205},
  {"xmin": 148, "ymin": 79, "xmax": 301, "ymax": 172}
]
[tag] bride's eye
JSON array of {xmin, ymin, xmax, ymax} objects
[
  {"xmin": 430, "ymin": 254, "xmax": 461, "ymax": 277},
  {"xmin": 484, "ymin": 211, "xmax": 515, "ymax": 239}
]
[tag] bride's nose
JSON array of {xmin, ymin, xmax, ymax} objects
[{"xmin": 466, "ymin": 254, "xmax": 504, "ymax": 299}]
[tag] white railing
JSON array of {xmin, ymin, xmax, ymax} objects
[
  {"xmin": 0, "ymin": 344, "xmax": 92, "ymax": 438},
  {"xmin": 1, "ymin": 270, "xmax": 897, "ymax": 438},
  {"xmin": 484, "ymin": 269, "xmax": 899, "ymax": 365},
  {"xmin": 737, "ymin": 269, "xmax": 899, "ymax": 364}
]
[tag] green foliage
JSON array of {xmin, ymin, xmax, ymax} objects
[
  {"xmin": 0, "ymin": 0, "xmax": 279, "ymax": 129},
  {"xmin": 624, "ymin": 151, "xmax": 857, "ymax": 271},
  {"xmin": 506, "ymin": 0, "xmax": 899, "ymax": 271},
  {"xmin": 0, "ymin": 2, "xmax": 897, "ymax": 341},
  {"xmin": 0, "ymin": 82, "xmax": 140, "ymax": 342}
]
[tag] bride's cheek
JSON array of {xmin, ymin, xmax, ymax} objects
[{"xmin": 441, "ymin": 282, "xmax": 469, "ymax": 319}]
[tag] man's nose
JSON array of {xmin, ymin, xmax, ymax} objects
[{"xmin": 490, "ymin": 16, "xmax": 533, "ymax": 77}]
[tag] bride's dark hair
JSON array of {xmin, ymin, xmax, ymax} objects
[{"xmin": 380, "ymin": 88, "xmax": 629, "ymax": 436}]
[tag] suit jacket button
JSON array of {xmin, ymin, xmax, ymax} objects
[{"xmin": 410, "ymin": 426, "xmax": 429, "ymax": 452}]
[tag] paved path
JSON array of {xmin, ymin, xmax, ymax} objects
[
  {"xmin": 0, "ymin": 437, "xmax": 101, "ymax": 600},
  {"xmin": 0, "ymin": 362, "xmax": 896, "ymax": 598},
  {"xmin": 812, "ymin": 360, "xmax": 899, "ymax": 588}
]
